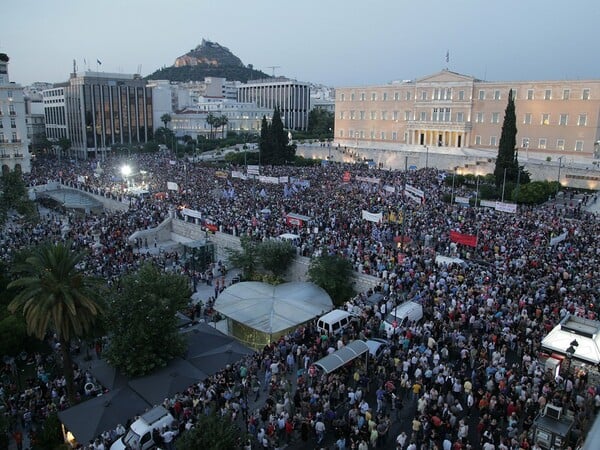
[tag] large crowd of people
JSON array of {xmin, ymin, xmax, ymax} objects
[{"xmin": 1, "ymin": 150, "xmax": 600, "ymax": 450}]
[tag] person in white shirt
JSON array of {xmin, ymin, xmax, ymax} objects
[{"xmin": 396, "ymin": 431, "xmax": 407, "ymax": 449}]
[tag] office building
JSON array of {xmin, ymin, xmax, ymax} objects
[{"xmin": 238, "ymin": 77, "xmax": 310, "ymax": 130}]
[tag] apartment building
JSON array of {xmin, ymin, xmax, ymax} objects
[
  {"xmin": 0, "ymin": 53, "xmax": 31, "ymax": 173},
  {"xmin": 335, "ymin": 70, "xmax": 600, "ymax": 159}
]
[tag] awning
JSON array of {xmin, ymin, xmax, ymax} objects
[{"xmin": 313, "ymin": 340, "xmax": 369, "ymax": 374}]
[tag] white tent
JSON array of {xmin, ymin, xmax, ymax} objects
[
  {"xmin": 214, "ymin": 281, "xmax": 333, "ymax": 348},
  {"xmin": 541, "ymin": 314, "xmax": 600, "ymax": 364}
]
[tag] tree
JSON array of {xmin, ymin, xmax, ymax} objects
[
  {"xmin": 58, "ymin": 137, "xmax": 72, "ymax": 161},
  {"xmin": 104, "ymin": 263, "xmax": 190, "ymax": 377},
  {"xmin": 0, "ymin": 169, "xmax": 38, "ymax": 224},
  {"xmin": 176, "ymin": 413, "xmax": 243, "ymax": 450},
  {"xmin": 217, "ymin": 114, "xmax": 229, "ymax": 139},
  {"xmin": 494, "ymin": 89, "xmax": 521, "ymax": 188},
  {"xmin": 206, "ymin": 113, "xmax": 217, "ymax": 140},
  {"xmin": 160, "ymin": 113, "xmax": 172, "ymax": 128},
  {"xmin": 308, "ymin": 255, "xmax": 356, "ymax": 307},
  {"xmin": 8, "ymin": 242, "xmax": 104, "ymax": 403},
  {"xmin": 154, "ymin": 126, "xmax": 175, "ymax": 147},
  {"xmin": 226, "ymin": 236, "xmax": 259, "ymax": 280},
  {"xmin": 258, "ymin": 108, "xmax": 296, "ymax": 165},
  {"xmin": 258, "ymin": 115, "xmax": 273, "ymax": 165},
  {"xmin": 307, "ymin": 108, "xmax": 334, "ymax": 137},
  {"xmin": 257, "ymin": 240, "xmax": 296, "ymax": 278}
]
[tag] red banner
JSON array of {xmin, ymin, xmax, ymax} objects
[{"xmin": 450, "ymin": 231, "xmax": 477, "ymax": 247}]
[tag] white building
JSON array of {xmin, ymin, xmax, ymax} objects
[
  {"xmin": 0, "ymin": 53, "xmax": 31, "ymax": 173},
  {"xmin": 171, "ymin": 99, "xmax": 272, "ymax": 140},
  {"xmin": 238, "ymin": 77, "xmax": 311, "ymax": 130}
]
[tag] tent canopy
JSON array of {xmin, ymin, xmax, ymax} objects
[
  {"xmin": 214, "ymin": 281, "xmax": 333, "ymax": 334},
  {"xmin": 313, "ymin": 340, "xmax": 369, "ymax": 374},
  {"xmin": 541, "ymin": 315, "xmax": 600, "ymax": 364}
]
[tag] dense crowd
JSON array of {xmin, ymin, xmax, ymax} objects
[{"xmin": 1, "ymin": 151, "xmax": 599, "ymax": 450}]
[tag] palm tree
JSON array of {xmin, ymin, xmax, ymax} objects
[
  {"xmin": 160, "ymin": 113, "xmax": 172, "ymax": 129},
  {"xmin": 206, "ymin": 113, "xmax": 216, "ymax": 140},
  {"xmin": 218, "ymin": 115, "xmax": 229, "ymax": 139},
  {"xmin": 8, "ymin": 242, "xmax": 103, "ymax": 404}
]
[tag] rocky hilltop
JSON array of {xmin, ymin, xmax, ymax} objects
[{"xmin": 146, "ymin": 39, "xmax": 270, "ymax": 83}]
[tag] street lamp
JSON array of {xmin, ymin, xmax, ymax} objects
[
  {"xmin": 121, "ymin": 164, "xmax": 132, "ymax": 190},
  {"xmin": 557, "ymin": 155, "xmax": 565, "ymax": 195}
]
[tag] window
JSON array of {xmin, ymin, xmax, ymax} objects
[
  {"xmin": 360, "ymin": 93, "xmax": 365, "ymax": 101},
  {"xmin": 524, "ymin": 113, "xmax": 532, "ymax": 125},
  {"xmin": 405, "ymin": 91, "xmax": 411, "ymax": 101},
  {"xmin": 456, "ymin": 112, "xmax": 464, "ymax": 122},
  {"xmin": 350, "ymin": 111, "xmax": 356, "ymax": 120},
  {"xmin": 421, "ymin": 91, "xmax": 427, "ymax": 101},
  {"xmin": 527, "ymin": 89, "xmax": 534, "ymax": 100},
  {"xmin": 538, "ymin": 138, "xmax": 547, "ymax": 149},
  {"xmin": 339, "ymin": 129, "xmax": 344, "ymax": 137},
  {"xmin": 383, "ymin": 93, "xmax": 388, "ymax": 101},
  {"xmin": 339, "ymin": 111, "xmax": 345, "ymax": 120},
  {"xmin": 582, "ymin": 89, "xmax": 590, "ymax": 100},
  {"xmin": 556, "ymin": 139, "xmax": 565, "ymax": 150},
  {"xmin": 0, "ymin": 132, "xmax": 3, "ymax": 143},
  {"xmin": 476, "ymin": 112, "xmax": 484, "ymax": 123},
  {"xmin": 562, "ymin": 89, "xmax": 570, "ymax": 100},
  {"xmin": 340, "ymin": 93, "xmax": 345, "ymax": 101},
  {"xmin": 478, "ymin": 90, "xmax": 485, "ymax": 100},
  {"xmin": 350, "ymin": 93, "xmax": 354, "ymax": 101},
  {"xmin": 394, "ymin": 92, "xmax": 399, "ymax": 101},
  {"xmin": 11, "ymin": 132, "xmax": 17, "ymax": 142},
  {"xmin": 458, "ymin": 90, "xmax": 465, "ymax": 101},
  {"xmin": 494, "ymin": 90, "xmax": 501, "ymax": 100},
  {"xmin": 370, "ymin": 111, "xmax": 377, "ymax": 120},
  {"xmin": 420, "ymin": 111, "xmax": 427, "ymax": 121},
  {"xmin": 475, "ymin": 135, "xmax": 482, "ymax": 145},
  {"xmin": 575, "ymin": 140, "xmax": 584, "ymax": 151},
  {"xmin": 371, "ymin": 93, "xmax": 377, "ymax": 101},
  {"xmin": 541, "ymin": 114, "xmax": 550, "ymax": 125},
  {"xmin": 10, "ymin": 118, "xmax": 16, "ymax": 128},
  {"xmin": 381, "ymin": 111, "xmax": 387, "ymax": 120},
  {"xmin": 392, "ymin": 111, "xmax": 398, "ymax": 121},
  {"xmin": 434, "ymin": 88, "xmax": 440, "ymax": 100},
  {"xmin": 544, "ymin": 89, "xmax": 552, "ymax": 100},
  {"xmin": 9, "ymin": 104, "xmax": 15, "ymax": 114},
  {"xmin": 559, "ymin": 114, "xmax": 568, "ymax": 126},
  {"xmin": 578, "ymin": 114, "xmax": 587, "ymax": 126},
  {"xmin": 491, "ymin": 112, "xmax": 500, "ymax": 124},
  {"xmin": 490, "ymin": 136, "xmax": 497, "ymax": 146},
  {"xmin": 381, "ymin": 131, "xmax": 386, "ymax": 140},
  {"xmin": 522, "ymin": 138, "xmax": 530, "ymax": 148},
  {"xmin": 392, "ymin": 131, "xmax": 397, "ymax": 140},
  {"xmin": 370, "ymin": 130, "xmax": 375, "ymax": 138},
  {"xmin": 404, "ymin": 110, "xmax": 411, "ymax": 121},
  {"xmin": 359, "ymin": 111, "xmax": 365, "ymax": 120}
]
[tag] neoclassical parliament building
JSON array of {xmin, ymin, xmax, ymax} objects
[{"xmin": 334, "ymin": 70, "xmax": 600, "ymax": 160}]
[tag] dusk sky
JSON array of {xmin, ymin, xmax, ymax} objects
[{"xmin": 3, "ymin": 0, "xmax": 599, "ymax": 87}]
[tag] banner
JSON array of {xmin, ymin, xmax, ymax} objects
[
  {"xmin": 279, "ymin": 176, "xmax": 289, "ymax": 183},
  {"xmin": 405, "ymin": 184, "xmax": 424, "ymax": 200},
  {"xmin": 247, "ymin": 165, "xmax": 260, "ymax": 176},
  {"xmin": 215, "ymin": 171, "xmax": 228, "ymax": 179},
  {"xmin": 167, "ymin": 181, "xmax": 178, "ymax": 191},
  {"xmin": 77, "ymin": 175, "xmax": 86, "ymax": 183},
  {"xmin": 355, "ymin": 176, "xmax": 381, "ymax": 184},
  {"xmin": 169, "ymin": 160, "xmax": 177, "ymax": 165},
  {"xmin": 231, "ymin": 170, "xmax": 247, "ymax": 180},
  {"xmin": 454, "ymin": 196, "xmax": 470, "ymax": 205},
  {"xmin": 450, "ymin": 230, "xmax": 477, "ymax": 247},
  {"xmin": 181, "ymin": 208, "xmax": 202, "ymax": 219},
  {"xmin": 383, "ymin": 185, "xmax": 396, "ymax": 193},
  {"xmin": 259, "ymin": 176, "xmax": 279, "ymax": 184},
  {"xmin": 549, "ymin": 231, "xmax": 568, "ymax": 246},
  {"xmin": 495, "ymin": 202, "xmax": 517, "ymax": 213},
  {"xmin": 404, "ymin": 190, "xmax": 422, "ymax": 205},
  {"xmin": 362, "ymin": 210, "xmax": 383, "ymax": 223},
  {"xmin": 480, "ymin": 200, "xmax": 496, "ymax": 208}
]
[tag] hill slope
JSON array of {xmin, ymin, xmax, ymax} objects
[{"xmin": 146, "ymin": 39, "xmax": 270, "ymax": 83}]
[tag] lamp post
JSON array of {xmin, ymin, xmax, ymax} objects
[
  {"xmin": 557, "ymin": 155, "xmax": 565, "ymax": 195},
  {"xmin": 425, "ymin": 146, "xmax": 429, "ymax": 169},
  {"xmin": 451, "ymin": 167, "xmax": 457, "ymax": 205}
]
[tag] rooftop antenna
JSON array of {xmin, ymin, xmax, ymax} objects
[{"xmin": 266, "ymin": 66, "xmax": 281, "ymax": 77}]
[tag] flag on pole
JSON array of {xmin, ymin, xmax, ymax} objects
[
  {"xmin": 445, "ymin": 50, "xmax": 449, "ymax": 64},
  {"xmin": 97, "ymin": 59, "xmax": 102, "ymax": 65}
]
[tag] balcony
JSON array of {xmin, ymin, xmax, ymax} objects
[{"xmin": 11, "ymin": 139, "xmax": 21, "ymax": 143}]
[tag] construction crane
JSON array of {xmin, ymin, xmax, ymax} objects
[{"xmin": 266, "ymin": 66, "xmax": 281, "ymax": 77}]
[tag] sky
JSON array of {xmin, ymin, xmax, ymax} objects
[{"xmin": 3, "ymin": 0, "xmax": 599, "ymax": 87}]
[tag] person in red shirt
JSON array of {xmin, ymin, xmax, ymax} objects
[{"xmin": 12, "ymin": 430, "xmax": 23, "ymax": 450}]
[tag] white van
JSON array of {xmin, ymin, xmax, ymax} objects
[
  {"xmin": 316, "ymin": 310, "xmax": 357, "ymax": 335},
  {"xmin": 383, "ymin": 301, "xmax": 423, "ymax": 337},
  {"xmin": 110, "ymin": 406, "xmax": 175, "ymax": 450},
  {"xmin": 278, "ymin": 233, "xmax": 301, "ymax": 246}
]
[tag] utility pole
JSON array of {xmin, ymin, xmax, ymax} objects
[{"xmin": 557, "ymin": 156, "xmax": 565, "ymax": 195}]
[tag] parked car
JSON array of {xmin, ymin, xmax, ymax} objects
[{"xmin": 364, "ymin": 338, "xmax": 391, "ymax": 362}]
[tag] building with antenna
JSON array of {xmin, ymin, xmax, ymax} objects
[
  {"xmin": 42, "ymin": 70, "xmax": 153, "ymax": 159},
  {"xmin": 238, "ymin": 77, "xmax": 310, "ymax": 130},
  {"xmin": 0, "ymin": 53, "xmax": 31, "ymax": 173}
]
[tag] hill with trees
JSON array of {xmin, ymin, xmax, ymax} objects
[{"xmin": 146, "ymin": 39, "xmax": 270, "ymax": 83}]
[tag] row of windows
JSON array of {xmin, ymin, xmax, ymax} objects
[
  {"xmin": 339, "ymin": 87, "xmax": 592, "ymax": 102},
  {"xmin": 522, "ymin": 112, "xmax": 587, "ymax": 126},
  {"xmin": 0, "ymin": 118, "xmax": 17, "ymax": 128},
  {"xmin": 0, "ymin": 132, "xmax": 20, "ymax": 143}
]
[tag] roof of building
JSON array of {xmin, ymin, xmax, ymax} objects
[{"xmin": 541, "ymin": 314, "xmax": 600, "ymax": 364}]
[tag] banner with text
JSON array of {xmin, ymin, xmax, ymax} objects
[
  {"xmin": 167, "ymin": 181, "xmax": 178, "ymax": 191},
  {"xmin": 362, "ymin": 210, "xmax": 383, "ymax": 223},
  {"xmin": 450, "ymin": 230, "xmax": 478, "ymax": 247},
  {"xmin": 549, "ymin": 231, "xmax": 568, "ymax": 246}
]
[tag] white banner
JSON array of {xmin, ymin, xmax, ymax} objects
[
  {"xmin": 361, "ymin": 210, "xmax": 383, "ymax": 223},
  {"xmin": 278, "ymin": 176, "xmax": 289, "ymax": 183},
  {"xmin": 495, "ymin": 202, "xmax": 517, "ymax": 213},
  {"xmin": 405, "ymin": 184, "xmax": 424, "ymax": 199},
  {"xmin": 182, "ymin": 208, "xmax": 202, "ymax": 219},
  {"xmin": 454, "ymin": 196, "xmax": 470, "ymax": 205},
  {"xmin": 231, "ymin": 170, "xmax": 247, "ymax": 180},
  {"xmin": 549, "ymin": 231, "xmax": 568, "ymax": 246},
  {"xmin": 383, "ymin": 185, "xmax": 396, "ymax": 193},
  {"xmin": 169, "ymin": 160, "xmax": 177, "ymax": 165},
  {"xmin": 167, "ymin": 181, "xmax": 178, "ymax": 191},
  {"xmin": 405, "ymin": 190, "xmax": 422, "ymax": 204},
  {"xmin": 77, "ymin": 175, "xmax": 86, "ymax": 183},
  {"xmin": 355, "ymin": 176, "xmax": 381, "ymax": 184},
  {"xmin": 259, "ymin": 176, "xmax": 279, "ymax": 184},
  {"xmin": 247, "ymin": 165, "xmax": 260, "ymax": 176},
  {"xmin": 480, "ymin": 200, "xmax": 497, "ymax": 208}
]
